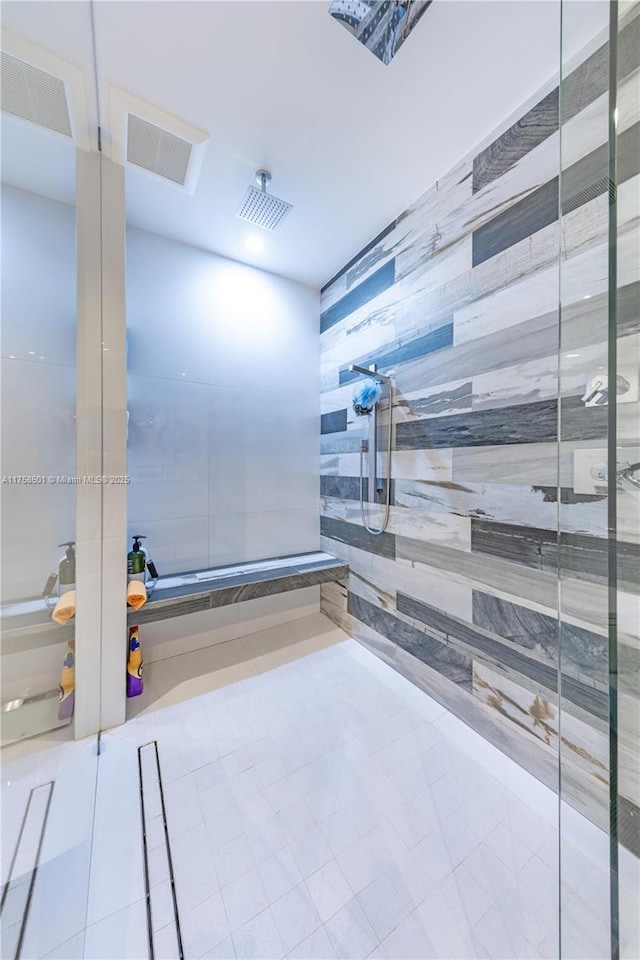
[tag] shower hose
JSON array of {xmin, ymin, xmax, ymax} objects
[{"xmin": 359, "ymin": 387, "xmax": 393, "ymax": 536}]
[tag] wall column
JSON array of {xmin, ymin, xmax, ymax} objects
[{"xmin": 75, "ymin": 150, "xmax": 127, "ymax": 738}]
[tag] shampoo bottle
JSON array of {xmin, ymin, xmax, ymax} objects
[
  {"xmin": 58, "ymin": 642, "xmax": 75, "ymax": 719},
  {"xmin": 126, "ymin": 625, "xmax": 143, "ymax": 697},
  {"xmin": 127, "ymin": 535, "xmax": 147, "ymax": 583},
  {"xmin": 57, "ymin": 542, "xmax": 76, "ymax": 596}
]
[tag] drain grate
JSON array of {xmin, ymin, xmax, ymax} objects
[{"xmin": 138, "ymin": 742, "xmax": 184, "ymax": 960}]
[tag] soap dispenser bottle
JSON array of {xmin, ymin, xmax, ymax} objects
[
  {"xmin": 127, "ymin": 535, "xmax": 147, "ymax": 583},
  {"xmin": 57, "ymin": 542, "xmax": 76, "ymax": 596},
  {"xmin": 140, "ymin": 541, "xmax": 159, "ymax": 581}
]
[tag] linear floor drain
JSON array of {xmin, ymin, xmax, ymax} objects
[
  {"xmin": 0, "ymin": 781, "xmax": 54, "ymax": 959},
  {"xmin": 138, "ymin": 741, "xmax": 184, "ymax": 960}
]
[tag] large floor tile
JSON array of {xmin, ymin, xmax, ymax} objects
[
  {"xmin": 181, "ymin": 891, "xmax": 230, "ymax": 959},
  {"xmin": 232, "ymin": 906, "xmax": 284, "ymax": 960},
  {"xmin": 306, "ymin": 858, "xmax": 354, "ymax": 923},
  {"xmin": 270, "ymin": 882, "xmax": 322, "ymax": 954},
  {"xmin": 323, "ymin": 898, "xmax": 380, "ymax": 960}
]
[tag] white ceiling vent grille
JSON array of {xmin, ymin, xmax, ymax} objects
[
  {"xmin": 0, "ymin": 32, "xmax": 93, "ymax": 150},
  {"xmin": 1, "ymin": 51, "xmax": 72, "ymax": 136},
  {"xmin": 126, "ymin": 114, "xmax": 192, "ymax": 185},
  {"xmin": 109, "ymin": 88, "xmax": 208, "ymax": 194}
]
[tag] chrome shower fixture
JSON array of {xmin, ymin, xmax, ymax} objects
[
  {"xmin": 348, "ymin": 362, "xmax": 394, "ymax": 536},
  {"xmin": 349, "ymin": 363, "xmax": 392, "ymax": 384},
  {"xmin": 236, "ymin": 170, "xmax": 293, "ymax": 230}
]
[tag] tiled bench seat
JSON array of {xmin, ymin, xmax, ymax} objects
[
  {"xmin": 128, "ymin": 551, "xmax": 348, "ymax": 626},
  {"xmin": 1, "ymin": 553, "xmax": 348, "ymax": 650}
]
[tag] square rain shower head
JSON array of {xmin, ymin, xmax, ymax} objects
[
  {"xmin": 329, "ymin": 0, "xmax": 432, "ymax": 66},
  {"xmin": 237, "ymin": 184, "xmax": 292, "ymax": 231}
]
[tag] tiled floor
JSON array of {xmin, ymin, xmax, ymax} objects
[{"xmin": 1, "ymin": 613, "xmax": 623, "ymax": 959}]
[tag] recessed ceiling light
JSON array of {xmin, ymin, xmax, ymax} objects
[
  {"xmin": 583, "ymin": 294, "xmax": 591, "ymax": 299},
  {"xmin": 245, "ymin": 235, "xmax": 266, "ymax": 253}
]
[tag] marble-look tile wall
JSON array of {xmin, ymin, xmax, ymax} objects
[{"xmin": 319, "ymin": 8, "xmax": 640, "ymax": 849}]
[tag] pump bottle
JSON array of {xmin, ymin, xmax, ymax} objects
[
  {"xmin": 127, "ymin": 535, "xmax": 147, "ymax": 583},
  {"xmin": 57, "ymin": 542, "xmax": 76, "ymax": 596}
]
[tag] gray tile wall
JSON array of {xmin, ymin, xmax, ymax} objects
[{"xmin": 319, "ymin": 11, "xmax": 640, "ymax": 846}]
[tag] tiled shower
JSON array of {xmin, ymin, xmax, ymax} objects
[
  {"xmin": 1, "ymin": 1, "xmax": 638, "ymax": 958},
  {"xmin": 320, "ymin": 1, "xmax": 639, "ymax": 868}
]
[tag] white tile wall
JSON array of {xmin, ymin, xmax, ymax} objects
[
  {"xmin": 132, "ymin": 587, "xmax": 320, "ymax": 665},
  {"xmin": 1, "ymin": 186, "xmax": 77, "ymax": 601},
  {"xmin": 126, "ymin": 226, "xmax": 320, "ymax": 578}
]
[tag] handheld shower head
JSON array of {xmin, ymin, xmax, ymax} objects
[
  {"xmin": 353, "ymin": 379, "xmax": 382, "ymax": 417},
  {"xmin": 349, "ymin": 360, "xmax": 394, "ymax": 536}
]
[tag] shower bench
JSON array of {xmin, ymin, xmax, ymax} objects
[
  {"xmin": 128, "ymin": 550, "xmax": 348, "ymax": 627},
  {"xmin": 0, "ymin": 552, "xmax": 348, "ymax": 650}
]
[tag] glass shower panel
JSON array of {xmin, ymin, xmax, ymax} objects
[
  {"xmin": 0, "ymin": 3, "xmax": 93, "ymax": 744},
  {"xmin": 0, "ymin": 738, "xmax": 99, "ymax": 959},
  {"xmin": 612, "ymin": 4, "xmax": 640, "ymax": 957},
  {"xmin": 1, "ymin": 3, "xmax": 100, "ymax": 956},
  {"xmin": 559, "ymin": 1, "xmax": 639, "ymax": 957},
  {"xmin": 558, "ymin": 1, "xmax": 611, "ymax": 956}
]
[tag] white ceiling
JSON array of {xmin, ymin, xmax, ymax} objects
[{"xmin": 1, "ymin": 1, "xmax": 608, "ymax": 288}]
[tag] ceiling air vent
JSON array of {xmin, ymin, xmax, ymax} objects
[
  {"xmin": 109, "ymin": 88, "xmax": 208, "ymax": 194},
  {"xmin": 0, "ymin": 32, "xmax": 93, "ymax": 150},
  {"xmin": 1, "ymin": 51, "xmax": 72, "ymax": 137},
  {"xmin": 126, "ymin": 114, "xmax": 192, "ymax": 186}
]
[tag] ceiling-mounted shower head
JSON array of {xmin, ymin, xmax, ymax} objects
[{"xmin": 236, "ymin": 169, "xmax": 293, "ymax": 231}]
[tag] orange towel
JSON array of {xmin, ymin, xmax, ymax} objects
[
  {"xmin": 52, "ymin": 590, "xmax": 76, "ymax": 625},
  {"xmin": 127, "ymin": 580, "xmax": 147, "ymax": 610}
]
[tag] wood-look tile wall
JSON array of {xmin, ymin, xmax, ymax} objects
[{"xmin": 319, "ymin": 10, "xmax": 640, "ymax": 850}]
